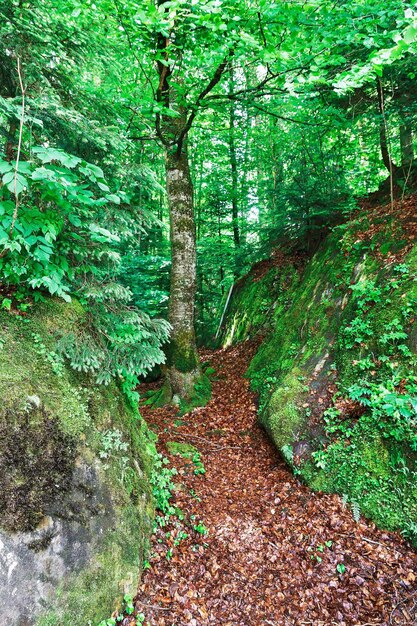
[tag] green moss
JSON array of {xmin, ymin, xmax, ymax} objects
[
  {"xmin": 166, "ymin": 441, "xmax": 198, "ymax": 458},
  {"xmin": 261, "ymin": 369, "xmax": 306, "ymax": 448},
  {"xmin": 36, "ymin": 503, "xmax": 150, "ymax": 626},
  {"xmin": 167, "ymin": 330, "xmax": 199, "ymax": 373},
  {"xmin": 0, "ymin": 303, "xmax": 92, "ymax": 439},
  {"xmin": 362, "ymin": 434, "xmax": 390, "ymax": 478},
  {"xmin": 221, "ymin": 264, "xmax": 297, "ymax": 346},
  {"xmin": 144, "ymin": 379, "xmax": 173, "ymax": 409},
  {"xmin": 178, "ymin": 372, "xmax": 211, "ymax": 415}
]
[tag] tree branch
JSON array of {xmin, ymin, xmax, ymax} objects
[{"xmin": 176, "ymin": 53, "xmax": 232, "ymax": 155}]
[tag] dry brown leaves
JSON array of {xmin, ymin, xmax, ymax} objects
[
  {"xmin": 136, "ymin": 342, "xmax": 417, "ymax": 626},
  {"xmin": 355, "ymin": 194, "xmax": 417, "ymax": 263}
]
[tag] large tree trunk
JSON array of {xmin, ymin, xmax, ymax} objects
[{"xmin": 165, "ymin": 144, "xmax": 201, "ymax": 400}]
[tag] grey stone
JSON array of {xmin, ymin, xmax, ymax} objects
[{"xmin": 0, "ymin": 457, "xmax": 116, "ymax": 625}]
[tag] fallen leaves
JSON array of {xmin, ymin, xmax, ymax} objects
[{"xmin": 135, "ymin": 341, "xmax": 417, "ymax": 625}]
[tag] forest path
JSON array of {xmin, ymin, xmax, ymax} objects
[{"xmin": 136, "ymin": 341, "xmax": 417, "ymax": 626}]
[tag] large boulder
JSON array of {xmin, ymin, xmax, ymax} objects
[
  {"xmin": 222, "ymin": 212, "xmax": 417, "ymax": 541},
  {"xmin": 0, "ymin": 299, "xmax": 154, "ymax": 625}
]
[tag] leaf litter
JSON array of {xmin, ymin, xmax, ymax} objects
[{"xmin": 135, "ymin": 341, "xmax": 417, "ymax": 625}]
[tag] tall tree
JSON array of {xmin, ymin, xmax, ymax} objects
[
  {"xmin": 228, "ymin": 68, "xmax": 240, "ymax": 254},
  {"xmin": 151, "ymin": 4, "xmax": 232, "ymax": 399},
  {"xmin": 111, "ymin": 0, "xmax": 417, "ymax": 401}
]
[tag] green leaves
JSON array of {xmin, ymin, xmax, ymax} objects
[
  {"xmin": 333, "ymin": 14, "xmax": 417, "ymax": 93},
  {"xmin": 4, "ymin": 172, "xmax": 28, "ymax": 196},
  {"xmin": 0, "ymin": 143, "xmax": 131, "ymax": 303},
  {"xmin": 32, "ymin": 146, "xmax": 82, "ymax": 168},
  {"xmin": 105, "ymin": 193, "xmax": 120, "ymax": 205},
  {"xmin": 403, "ymin": 23, "xmax": 417, "ymax": 45},
  {"xmin": 0, "ymin": 161, "xmax": 12, "ymax": 175},
  {"xmin": 88, "ymin": 223, "xmax": 121, "ymax": 243},
  {"xmin": 0, "ymin": 160, "xmax": 28, "ymax": 196}
]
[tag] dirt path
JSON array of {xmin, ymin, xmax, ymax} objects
[{"xmin": 136, "ymin": 342, "xmax": 417, "ymax": 625}]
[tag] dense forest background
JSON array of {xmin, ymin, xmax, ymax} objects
[{"xmin": 2, "ymin": 0, "xmax": 417, "ymax": 377}]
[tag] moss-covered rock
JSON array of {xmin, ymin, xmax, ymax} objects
[
  {"xmin": 0, "ymin": 299, "xmax": 155, "ymax": 626},
  {"xmin": 222, "ymin": 211, "xmax": 417, "ymax": 542},
  {"xmin": 260, "ymin": 369, "xmax": 306, "ymax": 449},
  {"xmin": 220, "ymin": 260, "xmax": 299, "ymax": 347}
]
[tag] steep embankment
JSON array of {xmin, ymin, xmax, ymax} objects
[
  {"xmin": 221, "ymin": 195, "xmax": 417, "ymax": 542},
  {"xmin": 0, "ymin": 300, "xmax": 154, "ymax": 626}
]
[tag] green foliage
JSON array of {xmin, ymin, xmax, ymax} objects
[
  {"xmin": 166, "ymin": 441, "xmax": 207, "ymax": 475},
  {"xmin": 0, "ymin": 147, "xmax": 125, "ymax": 300},
  {"xmin": 32, "ymin": 332, "xmax": 65, "ymax": 377},
  {"xmin": 0, "ymin": 136, "xmax": 170, "ymax": 389},
  {"xmin": 119, "ymin": 253, "xmax": 170, "ymax": 319},
  {"xmin": 97, "ymin": 595, "xmax": 144, "ymax": 626},
  {"xmin": 57, "ymin": 286, "xmax": 170, "ymax": 385},
  {"xmin": 150, "ymin": 454, "xmax": 179, "ymax": 525},
  {"xmin": 193, "ymin": 522, "xmax": 209, "ymax": 536},
  {"xmin": 166, "ymin": 441, "xmax": 198, "ymax": 458}
]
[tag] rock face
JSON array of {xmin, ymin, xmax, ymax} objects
[
  {"xmin": 0, "ymin": 461, "xmax": 112, "ymax": 625},
  {"xmin": 222, "ymin": 224, "xmax": 417, "ymax": 541},
  {"xmin": 0, "ymin": 300, "xmax": 154, "ymax": 626}
]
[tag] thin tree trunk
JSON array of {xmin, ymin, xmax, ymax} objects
[
  {"xmin": 196, "ymin": 150, "xmax": 204, "ymax": 241},
  {"xmin": 229, "ymin": 71, "xmax": 240, "ymax": 250},
  {"xmin": 217, "ymin": 202, "xmax": 225, "ymax": 295},
  {"xmin": 165, "ymin": 143, "xmax": 200, "ymax": 400},
  {"xmin": 270, "ymin": 118, "xmax": 279, "ymax": 215}
]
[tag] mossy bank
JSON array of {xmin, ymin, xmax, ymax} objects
[
  {"xmin": 222, "ymin": 201, "xmax": 417, "ymax": 543},
  {"xmin": 0, "ymin": 299, "xmax": 155, "ymax": 626}
]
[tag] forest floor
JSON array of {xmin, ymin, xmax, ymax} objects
[{"xmin": 135, "ymin": 341, "xmax": 417, "ymax": 626}]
